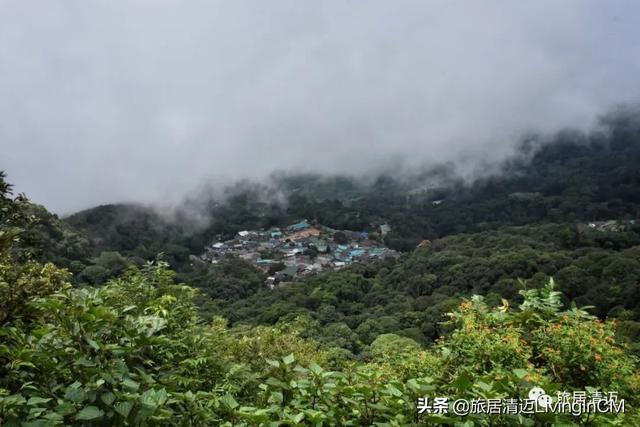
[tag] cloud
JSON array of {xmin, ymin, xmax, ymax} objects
[{"xmin": 1, "ymin": 0, "xmax": 639, "ymax": 213}]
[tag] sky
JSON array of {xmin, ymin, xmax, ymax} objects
[{"xmin": 1, "ymin": 1, "xmax": 640, "ymax": 214}]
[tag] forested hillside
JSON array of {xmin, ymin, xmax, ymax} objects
[
  {"xmin": 2, "ymin": 110, "xmax": 640, "ymax": 425},
  {"xmin": 65, "ymin": 109, "xmax": 640, "ymax": 263},
  {"xmin": 216, "ymin": 223, "xmax": 640, "ymax": 356}
]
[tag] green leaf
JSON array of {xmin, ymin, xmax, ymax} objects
[
  {"xmin": 309, "ymin": 362, "xmax": 323, "ymax": 376},
  {"xmin": 3, "ymin": 394, "xmax": 26, "ymax": 406},
  {"xmin": 15, "ymin": 361, "xmax": 36, "ymax": 369},
  {"xmin": 406, "ymin": 378, "xmax": 420, "ymax": 391},
  {"xmin": 27, "ymin": 396, "xmax": 52, "ymax": 406},
  {"xmin": 86, "ymin": 337, "xmax": 100, "ymax": 350},
  {"xmin": 76, "ymin": 405, "xmax": 104, "ymax": 420},
  {"xmin": 55, "ymin": 401, "xmax": 76, "ymax": 416},
  {"xmin": 74, "ymin": 357, "xmax": 96, "ymax": 367},
  {"xmin": 122, "ymin": 378, "xmax": 140, "ymax": 391},
  {"xmin": 451, "ymin": 374, "xmax": 473, "ymax": 391},
  {"xmin": 293, "ymin": 365, "xmax": 309, "ymax": 375},
  {"xmin": 512, "ymin": 368, "xmax": 529, "ymax": 379},
  {"xmin": 28, "ymin": 406, "xmax": 46, "ymax": 417},
  {"xmin": 385, "ymin": 385, "xmax": 403, "ymax": 397},
  {"xmin": 100, "ymin": 391, "xmax": 116, "ymax": 406},
  {"xmin": 43, "ymin": 412, "xmax": 64, "ymax": 422},
  {"xmin": 64, "ymin": 387, "xmax": 87, "ymax": 403},
  {"xmin": 114, "ymin": 401, "xmax": 134, "ymax": 418},
  {"xmin": 220, "ymin": 394, "xmax": 239, "ymax": 410},
  {"xmin": 475, "ymin": 381, "xmax": 493, "ymax": 392},
  {"xmin": 140, "ymin": 388, "xmax": 168, "ymax": 408},
  {"xmin": 269, "ymin": 391, "xmax": 284, "ymax": 405},
  {"xmin": 282, "ymin": 353, "xmax": 295, "ymax": 365}
]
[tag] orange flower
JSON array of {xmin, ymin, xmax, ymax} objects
[{"xmin": 594, "ymin": 353, "xmax": 602, "ymax": 362}]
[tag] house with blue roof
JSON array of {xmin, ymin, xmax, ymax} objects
[
  {"xmin": 271, "ymin": 231, "xmax": 283, "ymax": 239},
  {"xmin": 350, "ymin": 248, "xmax": 366, "ymax": 257},
  {"xmin": 290, "ymin": 220, "xmax": 310, "ymax": 231}
]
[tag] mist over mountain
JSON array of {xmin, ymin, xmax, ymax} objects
[
  {"xmin": 2, "ymin": 1, "xmax": 640, "ymax": 213},
  {"xmin": 57, "ymin": 110, "xmax": 639, "ymax": 264}
]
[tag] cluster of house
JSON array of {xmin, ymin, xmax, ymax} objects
[
  {"xmin": 583, "ymin": 219, "xmax": 637, "ymax": 232},
  {"xmin": 202, "ymin": 220, "xmax": 398, "ymax": 287}
]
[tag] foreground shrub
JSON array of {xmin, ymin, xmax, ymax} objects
[{"xmin": 1, "ymin": 258, "xmax": 638, "ymax": 425}]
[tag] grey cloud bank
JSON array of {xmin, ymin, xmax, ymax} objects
[{"xmin": 1, "ymin": 0, "xmax": 639, "ymax": 213}]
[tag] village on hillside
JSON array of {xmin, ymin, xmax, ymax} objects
[
  {"xmin": 582, "ymin": 219, "xmax": 637, "ymax": 232},
  {"xmin": 201, "ymin": 220, "xmax": 399, "ymax": 287}
]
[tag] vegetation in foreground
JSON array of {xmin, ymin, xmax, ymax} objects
[{"xmin": 1, "ymin": 246, "xmax": 639, "ymax": 425}]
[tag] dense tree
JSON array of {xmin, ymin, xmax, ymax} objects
[{"xmin": 1, "ymin": 252, "xmax": 638, "ymax": 425}]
